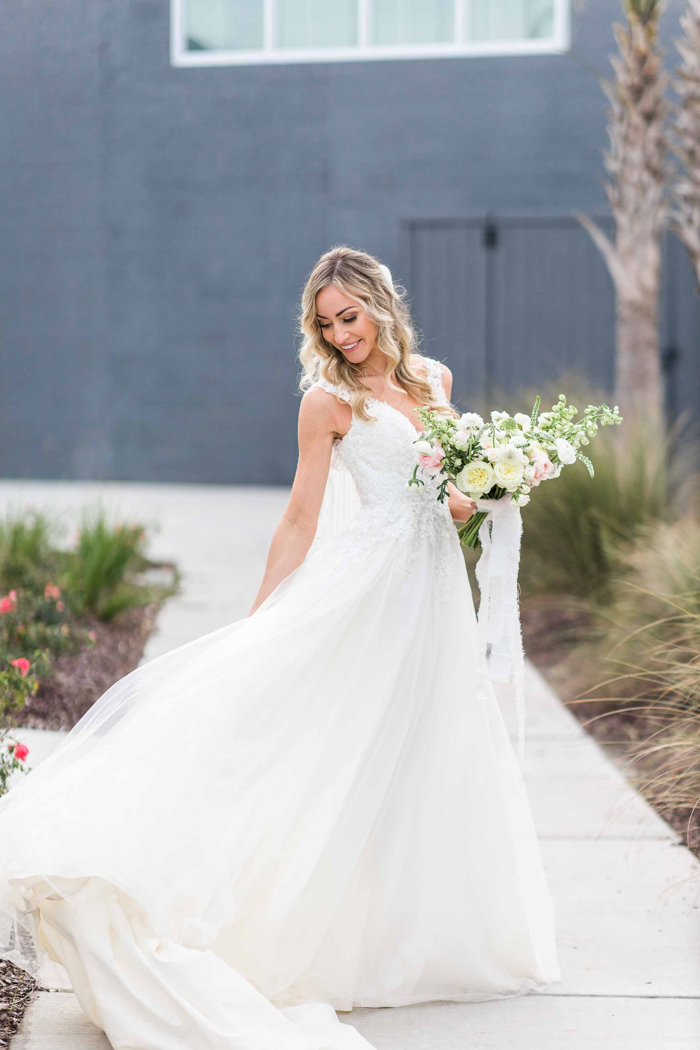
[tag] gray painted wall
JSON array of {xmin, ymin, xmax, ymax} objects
[{"xmin": 0, "ymin": 0, "xmax": 696, "ymax": 484}]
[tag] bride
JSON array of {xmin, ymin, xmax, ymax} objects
[{"xmin": 0, "ymin": 246, "xmax": 559, "ymax": 1049}]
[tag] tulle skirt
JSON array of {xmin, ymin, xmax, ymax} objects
[{"xmin": 0, "ymin": 522, "xmax": 559, "ymax": 1049}]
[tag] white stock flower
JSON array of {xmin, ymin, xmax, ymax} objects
[
  {"xmin": 458, "ymin": 412, "xmax": 484, "ymax": 430},
  {"xmin": 554, "ymin": 438, "xmax": 577, "ymax": 465},
  {"xmin": 455, "ymin": 460, "xmax": 494, "ymax": 495},
  {"xmin": 513, "ymin": 413, "xmax": 532, "ymax": 432},
  {"xmin": 413, "ymin": 439, "xmax": 433, "ymax": 456}
]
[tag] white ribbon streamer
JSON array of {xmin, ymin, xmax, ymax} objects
[{"xmin": 474, "ymin": 495, "xmax": 526, "ymax": 763}]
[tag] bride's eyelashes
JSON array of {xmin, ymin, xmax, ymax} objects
[{"xmin": 318, "ymin": 315, "xmax": 357, "ymax": 330}]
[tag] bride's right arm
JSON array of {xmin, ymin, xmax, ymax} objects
[{"xmin": 247, "ymin": 389, "xmax": 344, "ymax": 616}]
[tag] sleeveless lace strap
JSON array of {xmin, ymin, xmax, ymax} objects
[
  {"xmin": 421, "ymin": 356, "xmax": 447, "ymax": 404},
  {"xmin": 314, "ymin": 378, "xmax": 352, "ymax": 404}
]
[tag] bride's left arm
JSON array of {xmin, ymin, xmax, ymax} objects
[{"xmin": 434, "ymin": 362, "xmax": 477, "ymax": 525}]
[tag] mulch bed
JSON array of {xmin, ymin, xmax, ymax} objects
[
  {"xmin": 15, "ymin": 604, "xmax": 160, "ymax": 731},
  {"xmin": 0, "ymin": 961, "xmax": 35, "ymax": 1049},
  {"xmin": 522, "ymin": 595, "xmax": 700, "ymax": 856}
]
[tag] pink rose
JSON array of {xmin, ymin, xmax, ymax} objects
[
  {"xmin": 13, "ymin": 743, "xmax": 29, "ymax": 761},
  {"xmin": 11, "ymin": 658, "xmax": 31, "ymax": 677},
  {"xmin": 531, "ymin": 455, "xmax": 554, "ymax": 486},
  {"xmin": 418, "ymin": 442, "xmax": 445, "ymax": 477},
  {"xmin": 0, "ymin": 593, "xmax": 17, "ymax": 614}
]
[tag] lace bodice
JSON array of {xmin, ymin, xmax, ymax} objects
[{"xmin": 311, "ymin": 356, "xmax": 460, "ymax": 601}]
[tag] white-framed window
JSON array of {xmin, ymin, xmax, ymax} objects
[{"xmin": 171, "ymin": 0, "xmax": 570, "ymax": 67}]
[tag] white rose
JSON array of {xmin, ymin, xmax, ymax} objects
[
  {"xmin": 485, "ymin": 447, "xmax": 500, "ymax": 462},
  {"xmin": 554, "ymin": 438, "xmax": 577, "ymax": 465},
  {"xmin": 455, "ymin": 460, "xmax": 494, "ymax": 495},
  {"xmin": 493, "ymin": 458, "xmax": 524, "ymax": 491},
  {"xmin": 513, "ymin": 413, "xmax": 532, "ymax": 432},
  {"xmin": 514, "ymin": 492, "xmax": 531, "ymax": 507},
  {"xmin": 413, "ymin": 439, "xmax": 433, "ymax": 456},
  {"xmin": 458, "ymin": 412, "xmax": 484, "ymax": 430}
]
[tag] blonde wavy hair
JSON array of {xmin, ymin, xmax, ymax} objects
[{"xmin": 298, "ymin": 245, "xmax": 455, "ymax": 423}]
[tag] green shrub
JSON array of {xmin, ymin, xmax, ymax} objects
[
  {"xmin": 65, "ymin": 512, "xmax": 149, "ymax": 621},
  {"xmin": 519, "ymin": 409, "xmax": 695, "ymax": 601}
]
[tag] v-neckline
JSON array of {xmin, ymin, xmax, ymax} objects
[{"xmin": 366, "ymin": 396, "xmax": 426, "ymax": 437}]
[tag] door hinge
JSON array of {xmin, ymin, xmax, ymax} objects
[{"xmin": 483, "ymin": 220, "xmax": 498, "ymax": 250}]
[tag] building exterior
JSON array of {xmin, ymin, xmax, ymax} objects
[{"xmin": 1, "ymin": 0, "xmax": 697, "ymax": 485}]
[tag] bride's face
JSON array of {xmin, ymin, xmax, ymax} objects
[{"xmin": 315, "ymin": 285, "xmax": 378, "ymax": 366}]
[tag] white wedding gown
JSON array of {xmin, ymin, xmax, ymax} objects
[{"xmin": 0, "ymin": 357, "xmax": 559, "ymax": 1049}]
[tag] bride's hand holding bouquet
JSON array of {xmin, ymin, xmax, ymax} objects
[{"xmin": 409, "ymin": 394, "xmax": 622, "ymax": 549}]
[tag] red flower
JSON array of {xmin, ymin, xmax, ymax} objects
[
  {"xmin": 13, "ymin": 743, "xmax": 29, "ymax": 761},
  {"xmin": 11, "ymin": 658, "xmax": 30, "ymax": 676},
  {"xmin": 0, "ymin": 595, "xmax": 16, "ymax": 614}
]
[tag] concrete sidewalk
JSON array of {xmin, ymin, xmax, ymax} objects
[{"xmin": 3, "ymin": 480, "xmax": 699, "ymax": 1050}]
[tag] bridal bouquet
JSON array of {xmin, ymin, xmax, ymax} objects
[{"xmin": 408, "ymin": 395, "xmax": 622, "ymax": 549}]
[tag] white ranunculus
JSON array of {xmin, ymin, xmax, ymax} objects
[
  {"xmin": 497, "ymin": 445, "xmax": 529, "ymax": 467},
  {"xmin": 513, "ymin": 413, "xmax": 532, "ymax": 432},
  {"xmin": 455, "ymin": 460, "xmax": 494, "ymax": 495},
  {"xmin": 514, "ymin": 492, "xmax": 531, "ymax": 507},
  {"xmin": 413, "ymin": 439, "xmax": 433, "ymax": 456},
  {"xmin": 493, "ymin": 458, "xmax": 524, "ymax": 491},
  {"xmin": 554, "ymin": 438, "xmax": 577, "ymax": 465},
  {"xmin": 458, "ymin": 412, "xmax": 484, "ymax": 430}
]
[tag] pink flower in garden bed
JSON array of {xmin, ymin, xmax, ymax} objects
[
  {"xmin": 44, "ymin": 583, "xmax": 61, "ymax": 600},
  {"xmin": 13, "ymin": 743, "xmax": 29, "ymax": 761},
  {"xmin": 11, "ymin": 658, "xmax": 31, "ymax": 676},
  {"xmin": 0, "ymin": 591, "xmax": 17, "ymax": 614}
]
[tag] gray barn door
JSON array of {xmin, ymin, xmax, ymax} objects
[
  {"xmin": 405, "ymin": 216, "xmax": 616, "ymax": 411},
  {"xmin": 405, "ymin": 220, "xmax": 486, "ymax": 409}
]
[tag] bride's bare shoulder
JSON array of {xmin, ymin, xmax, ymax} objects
[{"xmin": 299, "ymin": 384, "xmax": 351, "ymax": 437}]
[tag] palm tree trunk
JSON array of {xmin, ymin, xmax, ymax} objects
[
  {"xmin": 577, "ymin": 0, "xmax": 669, "ymax": 418},
  {"xmin": 671, "ymin": 0, "xmax": 700, "ymax": 292},
  {"xmin": 617, "ymin": 293, "xmax": 663, "ymax": 415}
]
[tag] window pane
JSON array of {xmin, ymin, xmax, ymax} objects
[
  {"xmin": 468, "ymin": 0, "xmax": 554, "ymax": 42},
  {"xmin": 278, "ymin": 0, "xmax": 358, "ymax": 49},
  {"xmin": 185, "ymin": 0, "xmax": 263, "ymax": 52},
  {"xmin": 371, "ymin": 0, "xmax": 454, "ymax": 45}
]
